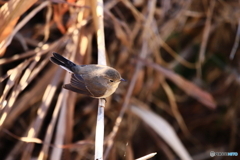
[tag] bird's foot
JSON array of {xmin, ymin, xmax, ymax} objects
[{"xmin": 101, "ymin": 98, "xmax": 107, "ymax": 103}]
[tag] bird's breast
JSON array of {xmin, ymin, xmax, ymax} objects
[{"xmin": 98, "ymin": 82, "xmax": 120, "ymax": 98}]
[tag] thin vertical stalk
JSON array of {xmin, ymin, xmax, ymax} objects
[{"xmin": 91, "ymin": 0, "xmax": 106, "ymax": 159}]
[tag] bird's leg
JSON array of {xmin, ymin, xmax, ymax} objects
[
  {"xmin": 101, "ymin": 98, "xmax": 107, "ymax": 103},
  {"xmin": 98, "ymin": 98, "xmax": 107, "ymax": 107}
]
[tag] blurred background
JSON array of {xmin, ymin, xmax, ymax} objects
[{"xmin": 0, "ymin": 0, "xmax": 240, "ymax": 160}]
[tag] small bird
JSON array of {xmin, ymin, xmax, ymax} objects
[{"xmin": 50, "ymin": 52, "xmax": 125, "ymax": 99}]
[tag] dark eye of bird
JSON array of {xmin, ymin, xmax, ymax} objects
[{"xmin": 109, "ymin": 79, "xmax": 114, "ymax": 82}]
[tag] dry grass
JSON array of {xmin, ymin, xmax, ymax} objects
[{"xmin": 0, "ymin": 0, "xmax": 240, "ymax": 160}]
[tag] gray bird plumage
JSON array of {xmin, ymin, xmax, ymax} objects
[{"xmin": 50, "ymin": 52, "xmax": 125, "ymax": 98}]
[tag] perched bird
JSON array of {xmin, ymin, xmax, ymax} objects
[{"xmin": 50, "ymin": 52, "xmax": 125, "ymax": 99}]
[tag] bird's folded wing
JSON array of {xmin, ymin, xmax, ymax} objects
[
  {"xmin": 63, "ymin": 84, "xmax": 93, "ymax": 96},
  {"xmin": 63, "ymin": 74, "xmax": 94, "ymax": 97}
]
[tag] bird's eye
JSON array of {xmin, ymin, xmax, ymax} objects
[{"xmin": 109, "ymin": 79, "xmax": 114, "ymax": 82}]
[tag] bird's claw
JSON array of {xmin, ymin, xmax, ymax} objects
[{"xmin": 101, "ymin": 98, "xmax": 107, "ymax": 103}]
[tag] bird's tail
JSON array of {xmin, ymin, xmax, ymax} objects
[{"xmin": 50, "ymin": 52, "xmax": 76, "ymax": 73}]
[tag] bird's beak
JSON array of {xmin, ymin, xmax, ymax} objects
[{"xmin": 120, "ymin": 78, "xmax": 126, "ymax": 82}]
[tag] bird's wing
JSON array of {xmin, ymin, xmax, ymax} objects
[
  {"xmin": 63, "ymin": 84, "xmax": 93, "ymax": 96},
  {"xmin": 84, "ymin": 76, "xmax": 107, "ymax": 98},
  {"xmin": 63, "ymin": 74, "xmax": 94, "ymax": 97},
  {"xmin": 63, "ymin": 74, "xmax": 107, "ymax": 98}
]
